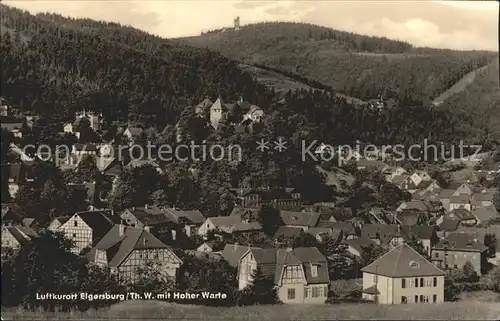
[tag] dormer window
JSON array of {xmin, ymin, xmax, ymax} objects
[
  {"xmin": 409, "ymin": 261, "xmax": 420, "ymax": 268},
  {"xmin": 311, "ymin": 264, "xmax": 318, "ymax": 277}
]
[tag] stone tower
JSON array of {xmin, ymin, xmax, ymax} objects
[{"xmin": 234, "ymin": 16, "xmax": 240, "ymax": 31}]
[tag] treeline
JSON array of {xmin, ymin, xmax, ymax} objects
[
  {"xmin": 0, "ymin": 4, "xmax": 273, "ymax": 128},
  {"xmin": 183, "ymin": 22, "xmax": 495, "ymax": 106},
  {"xmin": 201, "ymin": 21, "xmax": 414, "ymax": 54}
]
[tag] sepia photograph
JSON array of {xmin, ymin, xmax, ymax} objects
[{"xmin": 0, "ymin": 0, "xmax": 499, "ymax": 320}]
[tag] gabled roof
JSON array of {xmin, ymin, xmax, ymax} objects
[
  {"xmin": 472, "ymin": 192, "xmax": 495, "ymax": 202},
  {"xmin": 4, "ymin": 226, "xmax": 38, "ymax": 244},
  {"xmin": 438, "ymin": 216, "xmax": 460, "ymax": 232},
  {"xmin": 125, "ymin": 127, "xmax": 143, "ymax": 137},
  {"xmin": 315, "ymin": 221, "xmax": 355, "ymax": 234},
  {"xmin": 90, "ymin": 225, "xmax": 180, "ymax": 268},
  {"xmin": 210, "ymin": 97, "xmax": 228, "ymax": 112},
  {"xmin": 361, "ymin": 243, "xmax": 445, "ymax": 277},
  {"xmin": 274, "ymin": 226, "xmax": 303, "ymax": 239},
  {"xmin": 439, "ymin": 189, "xmax": 456, "ymax": 199},
  {"xmin": 280, "ymin": 211, "xmax": 320, "ymax": 227},
  {"xmin": 195, "ymin": 98, "xmax": 214, "ymax": 114},
  {"xmin": 433, "ymin": 232, "xmax": 488, "ymax": 252},
  {"xmin": 472, "ymin": 206, "xmax": 498, "ymax": 224},
  {"xmin": 418, "ymin": 180, "xmax": 438, "ymax": 190},
  {"xmin": 74, "ymin": 211, "xmax": 115, "ymax": 239},
  {"xmin": 207, "ymin": 215, "xmax": 261, "ymax": 233},
  {"xmin": 343, "ymin": 237, "xmax": 377, "ymax": 253},
  {"xmin": 361, "ymin": 224, "xmax": 402, "ymax": 243},
  {"xmin": 449, "ymin": 194, "xmax": 470, "ymax": 204},
  {"xmin": 399, "ymin": 200, "xmax": 429, "ymax": 212},
  {"xmin": 164, "ymin": 208, "xmax": 206, "ymax": 225},
  {"xmin": 446, "ymin": 208, "xmax": 476, "ymax": 221},
  {"xmin": 401, "ymin": 225, "xmax": 437, "ymax": 241},
  {"xmin": 122, "ymin": 207, "xmax": 173, "ymax": 226},
  {"xmin": 392, "ymin": 174, "xmax": 410, "ymax": 186},
  {"xmin": 221, "ymin": 244, "xmax": 260, "ymax": 267},
  {"xmin": 242, "ymin": 247, "xmax": 330, "ymax": 285}
]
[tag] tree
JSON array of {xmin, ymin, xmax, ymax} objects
[
  {"xmin": 484, "ymin": 233, "xmax": 497, "ymax": 258},
  {"xmin": 237, "ymin": 267, "xmax": 279, "ymax": 305},
  {"xmin": 407, "ymin": 235, "xmax": 429, "ymax": 258},
  {"xmin": 360, "ymin": 244, "xmax": 386, "ymax": 267},
  {"xmin": 444, "ymin": 271, "xmax": 464, "ymax": 302},
  {"xmin": 462, "ymin": 261, "xmax": 480, "ymax": 283},
  {"xmin": 257, "ymin": 205, "xmax": 283, "ymax": 236},
  {"xmin": 327, "ymin": 244, "xmax": 357, "ymax": 280},
  {"xmin": 1, "ymin": 231, "xmax": 87, "ymax": 311},
  {"xmin": 79, "ymin": 265, "xmax": 126, "ymax": 310},
  {"xmin": 132, "ymin": 259, "xmax": 176, "ymax": 293},
  {"xmin": 377, "ymin": 182, "xmax": 409, "ymax": 208},
  {"xmin": 177, "ymin": 254, "xmax": 238, "ymax": 306}
]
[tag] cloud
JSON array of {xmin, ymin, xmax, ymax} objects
[{"xmin": 3, "ymin": 0, "xmax": 498, "ymax": 50}]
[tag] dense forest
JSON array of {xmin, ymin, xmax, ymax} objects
[
  {"xmin": 0, "ymin": 5, "xmax": 273, "ymax": 127},
  {"xmin": 181, "ymin": 22, "xmax": 497, "ymax": 106}
]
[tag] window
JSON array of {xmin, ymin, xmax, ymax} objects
[
  {"xmin": 318, "ymin": 287, "xmax": 324, "ymax": 297},
  {"xmin": 305, "ymin": 288, "xmax": 311, "ymax": 298},
  {"xmin": 74, "ymin": 220, "xmax": 78, "ymax": 227},
  {"xmin": 401, "ymin": 296, "xmax": 408, "ymax": 304},
  {"xmin": 312, "ymin": 287, "xmax": 319, "ymax": 297},
  {"xmin": 420, "ymin": 295, "xmax": 429, "ymax": 303},
  {"xmin": 415, "ymin": 278, "xmax": 419, "ymax": 288},
  {"xmin": 415, "ymin": 295, "xmax": 419, "ymax": 303},
  {"xmin": 433, "ymin": 277, "xmax": 437, "ymax": 287},
  {"xmin": 311, "ymin": 265, "xmax": 318, "ymax": 277},
  {"xmin": 287, "ymin": 288, "xmax": 295, "ymax": 300},
  {"xmin": 434, "ymin": 252, "xmax": 439, "ymax": 258},
  {"xmin": 72, "ymin": 233, "xmax": 76, "ymax": 238},
  {"xmin": 454, "ymin": 265, "xmax": 458, "ymax": 269},
  {"xmin": 408, "ymin": 278, "xmax": 415, "ymax": 288},
  {"xmin": 433, "ymin": 294, "xmax": 437, "ymax": 303},
  {"xmin": 401, "ymin": 279, "xmax": 406, "ymax": 288},
  {"xmin": 420, "ymin": 278, "xmax": 424, "ymax": 287},
  {"xmin": 425, "ymin": 278, "xmax": 433, "ymax": 287},
  {"xmin": 304, "ymin": 288, "xmax": 309, "ymax": 298}
]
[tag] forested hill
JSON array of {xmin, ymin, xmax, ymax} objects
[
  {"xmin": 0, "ymin": 5, "xmax": 274, "ymax": 127},
  {"xmin": 180, "ymin": 22, "xmax": 497, "ymax": 105}
]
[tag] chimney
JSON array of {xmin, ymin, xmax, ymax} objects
[
  {"xmin": 144, "ymin": 226, "xmax": 150, "ymax": 233},
  {"xmin": 118, "ymin": 224, "xmax": 125, "ymax": 236},
  {"xmin": 132, "ymin": 206, "xmax": 136, "ymax": 211},
  {"xmin": 286, "ymin": 247, "xmax": 293, "ymax": 252},
  {"xmin": 144, "ymin": 204, "xmax": 148, "ymax": 210}
]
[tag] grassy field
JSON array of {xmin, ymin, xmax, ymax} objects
[{"xmin": 2, "ymin": 299, "xmax": 500, "ymax": 320}]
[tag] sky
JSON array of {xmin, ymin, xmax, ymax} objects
[{"xmin": 3, "ymin": 0, "xmax": 499, "ymax": 51}]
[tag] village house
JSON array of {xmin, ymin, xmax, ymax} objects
[
  {"xmin": 221, "ymin": 243, "xmax": 261, "ymax": 268},
  {"xmin": 280, "ymin": 211, "xmax": 320, "ymax": 232},
  {"xmin": 384, "ymin": 166, "xmax": 408, "ymax": 182},
  {"xmin": 314, "ymin": 221, "xmax": 357, "ymax": 240},
  {"xmin": 361, "ymin": 243, "xmax": 446, "ymax": 304},
  {"xmin": 196, "ymin": 240, "xmax": 225, "ymax": 253},
  {"xmin": 75, "ymin": 110, "xmax": 102, "ymax": 131},
  {"xmin": 0, "ymin": 97, "xmax": 9, "ymax": 116},
  {"xmin": 356, "ymin": 159, "xmax": 388, "ymax": 172},
  {"xmin": 400, "ymin": 176, "xmax": 419, "ymax": 194},
  {"xmin": 120, "ymin": 206, "xmax": 175, "ymax": 238},
  {"xmin": 396, "ymin": 200, "xmax": 429, "ymax": 213},
  {"xmin": 359, "ymin": 224, "xmax": 405, "ymax": 248},
  {"xmin": 409, "ymin": 170, "xmax": 432, "ymax": 186},
  {"xmin": 123, "ymin": 127, "xmax": 144, "ymax": 143},
  {"xmin": 164, "ymin": 207, "xmax": 206, "ymax": 237},
  {"xmin": 198, "ymin": 212, "xmax": 261, "ymax": 237},
  {"xmin": 417, "ymin": 180, "xmax": 441, "ymax": 195},
  {"xmin": 448, "ymin": 194, "xmax": 471, "ymax": 212},
  {"xmin": 47, "ymin": 216, "xmax": 71, "ymax": 232},
  {"xmin": 343, "ymin": 237, "xmax": 378, "ymax": 258},
  {"xmin": 401, "ymin": 225, "xmax": 439, "ymax": 256},
  {"xmin": 437, "ymin": 208, "xmax": 478, "ymax": 227},
  {"xmin": 391, "ymin": 174, "xmax": 410, "ymax": 189},
  {"xmin": 471, "ymin": 192, "xmax": 495, "ymax": 208},
  {"xmin": 391, "ymin": 209, "xmax": 427, "ymax": 226},
  {"xmin": 274, "ymin": 226, "xmax": 304, "ymax": 242},
  {"xmin": 242, "ymin": 105, "xmax": 264, "ymax": 123},
  {"xmin": 125, "ymin": 159, "xmax": 164, "ymax": 175},
  {"xmin": 238, "ymin": 247, "xmax": 330, "ymax": 304},
  {"xmin": 231, "ymin": 187, "xmax": 302, "ymax": 210},
  {"xmin": 72, "ymin": 143, "xmax": 98, "ymax": 156},
  {"xmin": 431, "ymin": 232, "xmax": 488, "ymax": 275},
  {"xmin": 471, "ymin": 206, "xmax": 498, "ymax": 226},
  {"xmin": 195, "ymin": 98, "xmax": 214, "ymax": 116},
  {"xmin": 1, "ymin": 225, "xmax": 38, "ymax": 251},
  {"xmin": 56, "ymin": 210, "xmax": 116, "ymax": 253},
  {"xmin": 88, "ymin": 224, "xmax": 182, "ymax": 283},
  {"xmin": 4, "ymin": 163, "xmax": 34, "ymax": 199},
  {"xmin": 209, "ymin": 97, "xmax": 227, "ymax": 130},
  {"xmin": 1, "ymin": 122, "xmax": 23, "ymax": 138}
]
